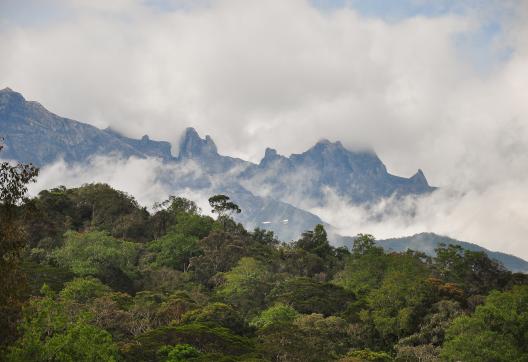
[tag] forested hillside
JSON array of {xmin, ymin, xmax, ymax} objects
[{"xmin": 1, "ymin": 153, "xmax": 528, "ymax": 361}]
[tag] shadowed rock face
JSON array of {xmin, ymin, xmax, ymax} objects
[
  {"xmin": 178, "ymin": 127, "xmax": 218, "ymax": 159},
  {"xmin": 0, "ymin": 87, "xmax": 433, "ymax": 205},
  {"xmin": 176, "ymin": 127, "xmax": 249, "ymax": 174},
  {"xmin": 240, "ymin": 138, "xmax": 434, "ymax": 207},
  {"xmin": 0, "ymin": 88, "xmax": 174, "ymax": 166}
]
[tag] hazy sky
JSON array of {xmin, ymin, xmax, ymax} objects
[{"xmin": 2, "ymin": 0, "xmax": 528, "ymax": 257}]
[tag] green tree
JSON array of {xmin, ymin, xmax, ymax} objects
[
  {"xmin": 294, "ymin": 224, "xmax": 333, "ymax": 259},
  {"xmin": 72, "ymin": 183, "xmax": 150, "ymax": 241},
  {"xmin": 0, "ymin": 141, "xmax": 39, "ymax": 346},
  {"xmin": 433, "ymin": 244, "xmax": 510, "ymax": 295},
  {"xmin": 21, "ymin": 186, "xmax": 76, "ymax": 248},
  {"xmin": 268, "ymin": 277, "xmax": 355, "ymax": 316},
  {"xmin": 341, "ymin": 349, "xmax": 392, "ymax": 362},
  {"xmin": 89, "ymin": 292, "xmax": 134, "ymax": 341},
  {"xmin": 441, "ymin": 285, "xmax": 528, "ymax": 362},
  {"xmin": 294, "ymin": 313, "xmax": 351, "ymax": 359},
  {"xmin": 395, "ymin": 300, "xmax": 463, "ymax": 361},
  {"xmin": 6, "ymin": 285, "xmax": 119, "ymax": 361},
  {"xmin": 159, "ymin": 344, "xmax": 201, "ymax": 362},
  {"xmin": 278, "ymin": 245, "xmax": 326, "ymax": 277},
  {"xmin": 123, "ymin": 323, "xmax": 254, "ymax": 361},
  {"xmin": 170, "ymin": 212, "xmax": 214, "ymax": 239},
  {"xmin": 208, "ymin": 195, "xmax": 241, "ymax": 218},
  {"xmin": 217, "ymin": 257, "xmax": 272, "ymax": 317},
  {"xmin": 52, "ymin": 230, "xmax": 139, "ymax": 292},
  {"xmin": 208, "ymin": 194, "xmax": 241, "ymax": 229},
  {"xmin": 351, "ymin": 234, "xmax": 379, "ymax": 256},
  {"xmin": 53, "ymin": 230, "xmax": 139, "ymax": 277},
  {"xmin": 59, "ymin": 277, "xmax": 111, "ymax": 304},
  {"xmin": 365, "ymin": 253, "xmax": 432, "ymax": 344},
  {"xmin": 151, "ymin": 196, "xmax": 209, "ymax": 239},
  {"xmin": 333, "ymin": 235, "xmax": 388, "ymax": 297},
  {"xmin": 148, "ymin": 232, "xmax": 200, "ymax": 272},
  {"xmin": 251, "ymin": 304, "xmax": 299, "ymax": 329},
  {"xmin": 189, "ymin": 231, "xmax": 247, "ymax": 285},
  {"xmin": 156, "ymin": 291, "xmax": 197, "ymax": 326},
  {"xmin": 182, "ymin": 303, "xmax": 247, "ymax": 335}
]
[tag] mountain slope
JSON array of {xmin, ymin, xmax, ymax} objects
[
  {"xmin": 0, "ymin": 88, "xmax": 174, "ymax": 165},
  {"xmin": 177, "ymin": 127, "xmax": 250, "ymax": 173},
  {"xmin": 377, "ymin": 233, "xmax": 528, "ymax": 273},
  {"xmin": 241, "ymin": 139, "xmax": 434, "ymax": 207}
]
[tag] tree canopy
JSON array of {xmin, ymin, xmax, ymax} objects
[{"xmin": 1, "ymin": 180, "xmax": 527, "ymax": 361}]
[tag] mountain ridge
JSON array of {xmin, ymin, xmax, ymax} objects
[
  {"xmin": 0, "ymin": 87, "xmax": 433, "ymax": 205},
  {"xmin": 2, "ymin": 88, "xmax": 526, "ymax": 272},
  {"xmin": 377, "ymin": 232, "xmax": 528, "ymax": 273},
  {"xmin": 0, "ymin": 88, "xmax": 175, "ymax": 165}
]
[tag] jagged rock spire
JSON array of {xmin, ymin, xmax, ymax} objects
[{"xmin": 178, "ymin": 127, "xmax": 218, "ymax": 159}]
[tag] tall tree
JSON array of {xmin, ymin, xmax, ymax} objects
[
  {"xmin": 6, "ymin": 286, "xmax": 119, "ymax": 361},
  {"xmin": 295, "ymin": 224, "xmax": 333, "ymax": 259},
  {"xmin": 208, "ymin": 195, "xmax": 241, "ymax": 218},
  {"xmin": 208, "ymin": 194, "xmax": 241, "ymax": 229}
]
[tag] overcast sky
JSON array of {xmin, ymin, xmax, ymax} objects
[{"xmin": 2, "ymin": 0, "xmax": 528, "ymax": 257}]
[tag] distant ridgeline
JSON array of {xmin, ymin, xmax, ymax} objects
[
  {"xmin": 375, "ymin": 233, "xmax": 528, "ymax": 273},
  {"xmin": 2, "ymin": 87, "xmax": 526, "ymax": 272}
]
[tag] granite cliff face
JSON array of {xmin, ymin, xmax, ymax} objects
[
  {"xmin": 177, "ymin": 127, "xmax": 249, "ymax": 173},
  {"xmin": 0, "ymin": 87, "xmax": 432, "ymax": 206},
  {"xmin": 241, "ymin": 139, "xmax": 433, "ymax": 207},
  {"xmin": 0, "ymin": 88, "xmax": 174, "ymax": 166}
]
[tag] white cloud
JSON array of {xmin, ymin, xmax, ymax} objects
[
  {"xmin": 28, "ymin": 155, "xmax": 213, "ymax": 213},
  {"xmin": 3, "ymin": 0, "xmax": 528, "ymax": 258},
  {"xmin": 311, "ymin": 185, "xmax": 528, "ymax": 259}
]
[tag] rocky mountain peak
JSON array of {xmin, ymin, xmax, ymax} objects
[
  {"xmin": 260, "ymin": 147, "xmax": 281, "ymax": 165},
  {"xmin": 178, "ymin": 127, "xmax": 218, "ymax": 159},
  {"xmin": 0, "ymin": 87, "xmax": 26, "ymax": 109},
  {"xmin": 410, "ymin": 169, "xmax": 430, "ymax": 186}
]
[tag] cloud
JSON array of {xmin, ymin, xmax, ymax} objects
[
  {"xmin": 28, "ymin": 155, "xmax": 214, "ymax": 213},
  {"xmin": 310, "ymin": 185, "xmax": 528, "ymax": 259},
  {"xmin": 2, "ymin": 0, "xmax": 528, "ymax": 258},
  {"xmin": 0, "ymin": 0, "xmax": 472, "ymax": 172}
]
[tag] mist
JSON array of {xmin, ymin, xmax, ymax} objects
[{"xmin": 28, "ymin": 153, "xmax": 528, "ymax": 260}]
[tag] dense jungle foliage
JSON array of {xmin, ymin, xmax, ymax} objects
[{"xmin": 1, "ymin": 149, "xmax": 527, "ymax": 361}]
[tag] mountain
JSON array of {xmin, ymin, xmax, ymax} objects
[
  {"xmin": 5, "ymin": 88, "xmax": 526, "ymax": 272},
  {"xmin": 177, "ymin": 127, "xmax": 249, "ymax": 173},
  {"xmin": 213, "ymin": 183, "xmax": 327, "ymax": 242},
  {"xmin": 2, "ymin": 88, "xmax": 527, "ymax": 271},
  {"xmin": 0, "ymin": 88, "xmax": 328, "ymax": 240},
  {"xmin": 377, "ymin": 233, "xmax": 528, "ymax": 273},
  {"xmin": 0, "ymin": 88, "xmax": 174, "ymax": 166},
  {"xmin": 240, "ymin": 139, "xmax": 434, "ymax": 207}
]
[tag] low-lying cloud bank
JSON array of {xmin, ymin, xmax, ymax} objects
[
  {"xmin": 311, "ymin": 184, "xmax": 528, "ymax": 259},
  {"xmin": 28, "ymin": 156, "xmax": 214, "ymax": 215},
  {"xmin": 28, "ymin": 155, "xmax": 528, "ymax": 260}
]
